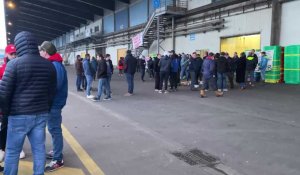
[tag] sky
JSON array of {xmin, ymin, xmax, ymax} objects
[{"xmin": 0, "ymin": 0, "xmax": 7, "ymax": 50}]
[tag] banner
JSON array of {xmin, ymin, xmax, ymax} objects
[{"xmin": 132, "ymin": 32, "xmax": 143, "ymax": 49}]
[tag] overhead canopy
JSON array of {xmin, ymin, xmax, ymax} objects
[{"xmin": 5, "ymin": 0, "xmax": 129, "ymax": 44}]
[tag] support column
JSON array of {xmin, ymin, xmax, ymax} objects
[
  {"xmin": 172, "ymin": 17, "xmax": 175, "ymax": 51},
  {"xmin": 157, "ymin": 16, "xmax": 160, "ymax": 54},
  {"xmin": 270, "ymin": 0, "xmax": 282, "ymax": 45}
]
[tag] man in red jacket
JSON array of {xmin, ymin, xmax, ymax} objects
[{"xmin": 0, "ymin": 44, "xmax": 17, "ymax": 172}]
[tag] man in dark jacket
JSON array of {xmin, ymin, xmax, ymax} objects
[
  {"xmin": 216, "ymin": 52, "xmax": 229, "ymax": 92},
  {"xmin": 226, "ymin": 52, "xmax": 237, "ymax": 89},
  {"xmin": 92, "ymin": 55, "xmax": 109, "ymax": 101},
  {"xmin": 75, "ymin": 55, "xmax": 84, "ymax": 91},
  {"xmin": 189, "ymin": 52, "xmax": 202, "ymax": 90},
  {"xmin": 0, "ymin": 31, "xmax": 57, "ymax": 175},
  {"xmin": 159, "ymin": 51, "xmax": 172, "ymax": 93},
  {"xmin": 200, "ymin": 53, "xmax": 223, "ymax": 98},
  {"xmin": 153, "ymin": 54, "xmax": 161, "ymax": 91},
  {"xmin": 170, "ymin": 53, "xmax": 180, "ymax": 91},
  {"xmin": 140, "ymin": 56, "xmax": 146, "ymax": 82},
  {"xmin": 246, "ymin": 49, "xmax": 258, "ymax": 86},
  {"xmin": 39, "ymin": 41, "xmax": 68, "ymax": 172},
  {"xmin": 91, "ymin": 56, "xmax": 98, "ymax": 80},
  {"xmin": 147, "ymin": 57, "xmax": 154, "ymax": 79},
  {"xmin": 124, "ymin": 50, "xmax": 137, "ymax": 96},
  {"xmin": 104, "ymin": 54, "xmax": 113, "ymax": 99}
]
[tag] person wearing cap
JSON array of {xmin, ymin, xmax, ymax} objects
[
  {"xmin": 158, "ymin": 51, "xmax": 172, "ymax": 93},
  {"xmin": 0, "ymin": 31, "xmax": 57, "ymax": 175},
  {"xmin": 0, "ymin": 44, "xmax": 27, "ymax": 172},
  {"xmin": 124, "ymin": 50, "xmax": 137, "ymax": 96},
  {"xmin": 39, "ymin": 41, "xmax": 68, "ymax": 172}
]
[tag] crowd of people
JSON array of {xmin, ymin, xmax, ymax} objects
[{"xmin": 74, "ymin": 48, "xmax": 268, "ymax": 100}]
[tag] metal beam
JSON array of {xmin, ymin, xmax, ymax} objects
[
  {"xmin": 17, "ymin": 19, "xmax": 69, "ymax": 33},
  {"xmin": 19, "ymin": 7, "xmax": 83, "ymax": 27},
  {"xmin": 115, "ymin": 0, "xmax": 130, "ymax": 3},
  {"xmin": 20, "ymin": 0, "xmax": 93, "ymax": 21},
  {"xmin": 75, "ymin": 0, "xmax": 115, "ymax": 11},
  {"xmin": 14, "ymin": 25, "xmax": 60, "ymax": 38},
  {"xmin": 47, "ymin": 0, "xmax": 104, "ymax": 16},
  {"xmin": 16, "ymin": 21, "xmax": 65, "ymax": 35}
]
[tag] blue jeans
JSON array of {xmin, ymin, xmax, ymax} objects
[
  {"xmin": 47, "ymin": 109, "xmax": 63, "ymax": 162},
  {"xmin": 125, "ymin": 73, "xmax": 134, "ymax": 94},
  {"xmin": 85, "ymin": 75, "xmax": 93, "ymax": 96},
  {"xmin": 4, "ymin": 114, "xmax": 48, "ymax": 175},
  {"xmin": 217, "ymin": 73, "xmax": 227, "ymax": 90},
  {"xmin": 260, "ymin": 69, "xmax": 266, "ymax": 81},
  {"xmin": 104, "ymin": 74, "xmax": 112, "ymax": 98},
  {"xmin": 180, "ymin": 66, "xmax": 187, "ymax": 80},
  {"xmin": 246, "ymin": 70, "xmax": 255, "ymax": 84},
  {"xmin": 97, "ymin": 78, "xmax": 109, "ymax": 99},
  {"xmin": 76, "ymin": 75, "xmax": 82, "ymax": 90}
]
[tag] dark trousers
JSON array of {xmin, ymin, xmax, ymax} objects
[
  {"xmin": 154, "ymin": 72, "xmax": 161, "ymax": 90},
  {"xmin": 0, "ymin": 115, "xmax": 8, "ymax": 151},
  {"xmin": 125, "ymin": 73, "xmax": 135, "ymax": 94},
  {"xmin": 202, "ymin": 76, "xmax": 217, "ymax": 91},
  {"xmin": 170, "ymin": 72, "xmax": 178, "ymax": 89},
  {"xmin": 149, "ymin": 69, "xmax": 154, "ymax": 78},
  {"xmin": 160, "ymin": 71, "xmax": 170, "ymax": 91},
  {"xmin": 82, "ymin": 75, "xmax": 87, "ymax": 90},
  {"xmin": 227, "ymin": 72, "xmax": 234, "ymax": 89},
  {"xmin": 190, "ymin": 71, "xmax": 196, "ymax": 89},
  {"xmin": 76, "ymin": 75, "xmax": 82, "ymax": 90},
  {"xmin": 141, "ymin": 69, "xmax": 145, "ymax": 81}
]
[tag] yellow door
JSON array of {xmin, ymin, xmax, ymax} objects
[
  {"xmin": 117, "ymin": 48, "xmax": 127, "ymax": 63},
  {"xmin": 221, "ymin": 34, "xmax": 261, "ymax": 56}
]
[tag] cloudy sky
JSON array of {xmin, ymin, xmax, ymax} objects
[{"xmin": 0, "ymin": 0, "xmax": 7, "ymax": 50}]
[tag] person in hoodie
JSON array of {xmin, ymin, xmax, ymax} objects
[
  {"xmin": 124, "ymin": 50, "xmax": 137, "ymax": 96},
  {"xmin": 189, "ymin": 52, "xmax": 202, "ymax": 90},
  {"xmin": 200, "ymin": 52, "xmax": 223, "ymax": 98},
  {"xmin": 83, "ymin": 54, "xmax": 94, "ymax": 98},
  {"xmin": 246, "ymin": 49, "xmax": 258, "ymax": 86},
  {"xmin": 216, "ymin": 52, "xmax": 229, "ymax": 92},
  {"xmin": 0, "ymin": 44, "xmax": 17, "ymax": 172},
  {"xmin": 0, "ymin": 31, "xmax": 57, "ymax": 175},
  {"xmin": 170, "ymin": 51, "xmax": 180, "ymax": 91},
  {"xmin": 226, "ymin": 52, "xmax": 238, "ymax": 89},
  {"xmin": 91, "ymin": 56, "xmax": 98, "ymax": 81},
  {"xmin": 159, "ymin": 51, "xmax": 172, "ymax": 93},
  {"xmin": 39, "ymin": 41, "xmax": 68, "ymax": 172},
  {"xmin": 180, "ymin": 53, "xmax": 189, "ymax": 81},
  {"xmin": 236, "ymin": 52, "xmax": 247, "ymax": 89},
  {"xmin": 140, "ymin": 56, "xmax": 146, "ymax": 82},
  {"xmin": 153, "ymin": 54, "xmax": 161, "ymax": 91},
  {"xmin": 259, "ymin": 51, "xmax": 268, "ymax": 82},
  {"xmin": 92, "ymin": 55, "xmax": 110, "ymax": 102},
  {"xmin": 104, "ymin": 54, "xmax": 113, "ymax": 99}
]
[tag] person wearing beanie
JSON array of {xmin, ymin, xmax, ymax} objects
[
  {"xmin": 39, "ymin": 41, "xmax": 68, "ymax": 172},
  {"xmin": 124, "ymin": 50, "xmax": 137, "ymax": 96},
  {"xmin": 0, "ymin": 31, "xmax": 57, "ymax": 175}
]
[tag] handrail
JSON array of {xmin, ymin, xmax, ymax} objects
[
  {"xmin": 156, "ymin": 0, "xmax": 188, "ymax": 9},
  {"xmin": 142, "ymin": 12, "xmax": 157, "ymax": 38}
]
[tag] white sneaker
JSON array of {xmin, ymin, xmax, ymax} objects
[
  {"xmin": 20, "ymin": 150, "xmax": 25, "ymax": 159},
  {"xmin": 86, "ymin": 95, "xmax": 94, "ymax": 99},
  {"xmin": 155, "ymin": 89, "xmax": 159, "ymax": 92},
  {"xmin": 158, "ymin": 90, "xmax": 163, "ymax": 94},
  {"xmin": 0, "ymin": 150, "xmax": 5, "ymax": 162},
  {"xmin": 223, "ymin": 89, "xmax": 228, "ymax": 92}
]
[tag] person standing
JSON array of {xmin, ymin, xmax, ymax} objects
[
  {"xmin": 124, "ymin": 50, "xmax": 137, "ymax": 96},
  {"xmin": 170, "ymin": 53, "xmax": 180, "ymax": 91},
  {"xmin": 200, "ymin": 53, "xmax": 223, "ymax": 98},
  {"xmin": 83, "ymin": 54, "xmax": 94, "ymax": 98},
  {"xmin": 91, "ymin": 56, "xmax": 98, "ymax": 81},
  {"xmin": 0, "ymin": 31, "xmax": 57, "ymax": 175},
  {"xmin": 105, "ymin": 54, "xmax": 113, "ymax": 99},
  {"xmin": 159, "ymin": 51, "xmax": 172, "ymax": 94},
  {"xmin": 189, "ymin": 52, "xmax": 202, "ymax": 90},
  {"xmin": 226, "ymin": 52, "xmax": 238, "ymax": 89},
  {"xmin": 75, "ymin": 55, "xmax": 84, "ymax": 91},
  {"xmin": 118, "ymin": 57, "xmax": 124, "ymax": 76},
  {"xmin": 259, "ymin": 51, "xmax": 268, "ymax": 82},
  {"xmin": 236, "ymin": 52, "xmax": 247, "ymax": 89},
  {"xmin": 92, "ymin": 55, "xmax": 110, "ymax": 101},
  {"xmin": 147, "ymin": 57, "xmax": 154, "ymax": 79},
  {"xmin": 246, "ymin": 49, "xmax": 258, "ymax": 87},
  {"xmin": 140, "ymin": 56, "xmax": 146, "ymax": 82},
  {"xmin": 216, "ymin": 52, "xmax": 229, "ymax": 92},
  {"xmin": 0, "ymin": 45, "xmax": 27, "ymax": 167},
  {"xmin": 180, "ymin": 53, "xmax": 189, "ymax": 80},
  {"xmin": 153, "ymin": 54, "xmax": 161, "ymax": 91},
  {"xmin": 39, "ymin": 41, "xmax": 68, "ymax": 172}
]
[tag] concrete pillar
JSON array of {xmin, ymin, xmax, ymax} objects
[
  {"xmin": 270, "ymin": 0, "xmax": 282, "ymax": 45},
  {"xmin": 172, "ymin": 17, "xmax": 175, "ymax": 50},
  {"xmin": 157, "ymin": 16, "xmax": 160, "ymax": 54}
]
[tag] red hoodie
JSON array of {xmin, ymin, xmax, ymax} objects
[
  {"xmin": 0, "ymin": 57, "xmax": 9, "ymax": 80},
  {"xmin": 48, "ymin": 53, "xmax": 63, "ymax": 62}
]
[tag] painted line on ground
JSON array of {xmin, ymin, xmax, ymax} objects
[{"xmin": 62, "ymin": 124, "xmax": 105, "ymax": 175}]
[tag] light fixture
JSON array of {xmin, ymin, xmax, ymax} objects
[
  {"xmin": 8, "ymin": 21, "xmax": 12, "ymax": 26},
  {"xmin": 8, "ymin": 32, "xmax": 11, "ymax": 35},
  {"xmin": 8, "ymin": 38, "xmax": 10, "ymax": 41},
  {"xmin": 6, "ymin": 1, "xmax": 16, "ymax": 9}
]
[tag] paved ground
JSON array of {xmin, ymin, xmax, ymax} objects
[{"xmin": 2, "ymin": 66, "xmax": 300, "ymax": 175}]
